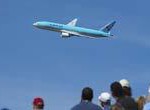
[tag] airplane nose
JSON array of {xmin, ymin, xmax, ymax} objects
[{"xmin": 33, "ymin": 22, "xmax": 38, "ymax": 26}]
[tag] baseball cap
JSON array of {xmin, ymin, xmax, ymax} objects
[
  {"xmin": 119, "ymin": 79, "xmax": 130, "ymax": 87},
  {"xmin": 98, "ymin": 92, "xmax": 111, "ymax": 102},
  {"xmin": 33, "ymin": 97, "xmax": 44, "ymax": 106}
]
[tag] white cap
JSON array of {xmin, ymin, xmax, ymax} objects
[
  {"xmin": 98, "ymin": 92, "xmax": 111, "ymax": 102},
  {"xmin": 119, "ymin": 79, "xmax": 130, "ymax": 87}
]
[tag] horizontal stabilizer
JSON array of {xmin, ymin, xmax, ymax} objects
[{"xmin": 101, "ymin": 21, "xmax": 116, "ymax": 33}]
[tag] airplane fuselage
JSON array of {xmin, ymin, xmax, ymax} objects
[{"xmin": 33, "ymin": 21, "xmax": 111, "ymax": 38}]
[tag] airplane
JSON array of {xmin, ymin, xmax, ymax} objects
[{"xmin": 33, "ymin": 18, "xmax": 116, "ymax": 39}]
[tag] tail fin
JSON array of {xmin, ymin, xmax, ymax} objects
[{"xmin": 101, "ymin": 21, "xmax": 116, "ymax": 33}]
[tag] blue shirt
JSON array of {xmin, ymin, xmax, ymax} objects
[{"xmin": 71, "ymin": 101, "xmax": 102, "ymax": 110}]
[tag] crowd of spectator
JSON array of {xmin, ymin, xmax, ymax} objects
[
  {"xmin": 70, "ymin": 79, "xmax": 150, "ymax": 110},
  {"xmin": 1, "ymin": 79, "xmax": 150, "ymax": 110}
]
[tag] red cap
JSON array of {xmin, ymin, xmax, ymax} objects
[{"xmin": 33, "ymin": 97, "xmax": 44, "ymax": 106}]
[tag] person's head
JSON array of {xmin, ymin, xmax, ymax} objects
[
  {"xmin": 1, "ymin": 108, "xmax": 10, "ymax": 110},
  {"xmin": 136, "ymin": 96, "xmax": 146, "ymax": 110},
  {"xmin": 98, "ymin": 92, "xmax": 111, "ymax": 107},
  {"xmin": 33, "ymin": 97, "xmax": 44, "ymax": 110},
  {"xmin": 119, "ymin": 79, "xmax": 132, "ymax": 96},
  {"xmin": 81, "ymin": 87, "xmax": 93, "ymax": 102},
  {"xmin": 122, "ymin": 86, "xmax": 132, "ymax": 96},
  {"xmin": 110, "ymin": 81, "xmax": 124, "ymax": 98}
]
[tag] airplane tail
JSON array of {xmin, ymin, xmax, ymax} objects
[{"xmin": 101, "ymin": 21, "xmax": 116, "ymax": 33}]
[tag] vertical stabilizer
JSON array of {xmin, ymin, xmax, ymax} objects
[{"xmin": 101, "ymin": 21, "xmax": 116, "ymax": 33}]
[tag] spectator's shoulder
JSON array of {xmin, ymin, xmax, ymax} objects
[
  {"xmin": 91, "ymin": 103, "xmax": 102, "ymax": 110},
  {"xmin": 71, "ymin": 103, "xmax": 81, "ymax": 110},
  {"xmin": 111, "ymin": 103, "xmax": 125, "ymax": 110}
]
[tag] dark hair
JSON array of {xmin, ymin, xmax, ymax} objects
[
  {"xmin": 81, "ymin": 87, "xmax": 93, "ymax": 101},
  {"xmin": 137, "ymin": 96, "xmax": 145, "ymax": 110},
  {"xmin": 110, "ymin": 81, "xmax": 124, "ymax": 98},
  {"xmin": 35, "ymin": 105, "xmax": 44, "ymax": 109},
  {"xmin": 122, "ymin": 86, "xmax": 132, "ymax": 96},
  {"xmin": 1, "ymin": 108, "xmax": 10, "ymax": 110}
]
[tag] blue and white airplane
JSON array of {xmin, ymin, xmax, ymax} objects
[{"xmin": 33, "ymin": 19, "xmax": 116, "ymax": 38}]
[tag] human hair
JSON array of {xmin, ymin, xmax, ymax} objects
[
  {"xmin": 33, "ymin": 105, "xmax": 44, "ymax": 110},
  {"xmin": 1, "ymin": 108, "xmax": 10, "ymax": 110},
  {"xmin": 110, "ymin": 81, "xmax": 124, "ymax": 98},
  {"xmin": 136, "ymin": 96, "xmax": 145, "ymax": 110},
  {"xmin": 81, "ymin": 87, "xmax": 93, "ymax": 101},
  {"xmin": 111, "ymin": 104, "xmax": 124, "ymax": 110},
  {"xmin": 122, "ymin": 86, "xmax": 132, "ymax": 96}
]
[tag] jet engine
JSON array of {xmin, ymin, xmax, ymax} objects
[{"xmin": 61, "ymin": 32, "xmax": 70, "ymax": 38}]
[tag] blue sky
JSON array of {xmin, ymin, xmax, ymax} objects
[{"xmin": 0, "ymin": 0, "xmax": 150, "ymax": 110}]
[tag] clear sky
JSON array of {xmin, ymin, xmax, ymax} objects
[{"xmin": 0, "ymin": 0, "xmax": 150, "ymax": 110}]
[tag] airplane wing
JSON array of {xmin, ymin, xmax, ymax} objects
[
  {"xmin": 61, "ymin": 30, "xmax": 98, "ymax": 39},
  {"xmin": 67, "ymin": 18, "xmax": 78, "ymax": 26}
]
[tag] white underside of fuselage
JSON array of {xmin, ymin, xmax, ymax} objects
[
  {"xmin": 60, "ymin": 30, "xmax": 107, "ymax": 38},
  {"xmin": 37, "ymin": 26, "xmax": 107, "ymax": 38}
]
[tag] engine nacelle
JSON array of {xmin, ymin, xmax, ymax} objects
[{"xmin": 61, "ymin": 32, "xmax": 70, "ymax": 38}]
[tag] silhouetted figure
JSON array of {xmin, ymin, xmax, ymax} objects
[
  {"xmin": 110, "ymin": 81, "xmax": 137, "ymax": 110},
  {"xmin": 71, "ymin": 87, "xmax": 102, "ymax": 110},
  {"xmin": 119, "ymin": 79, "xmax": 132, "ymax": 97}
]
